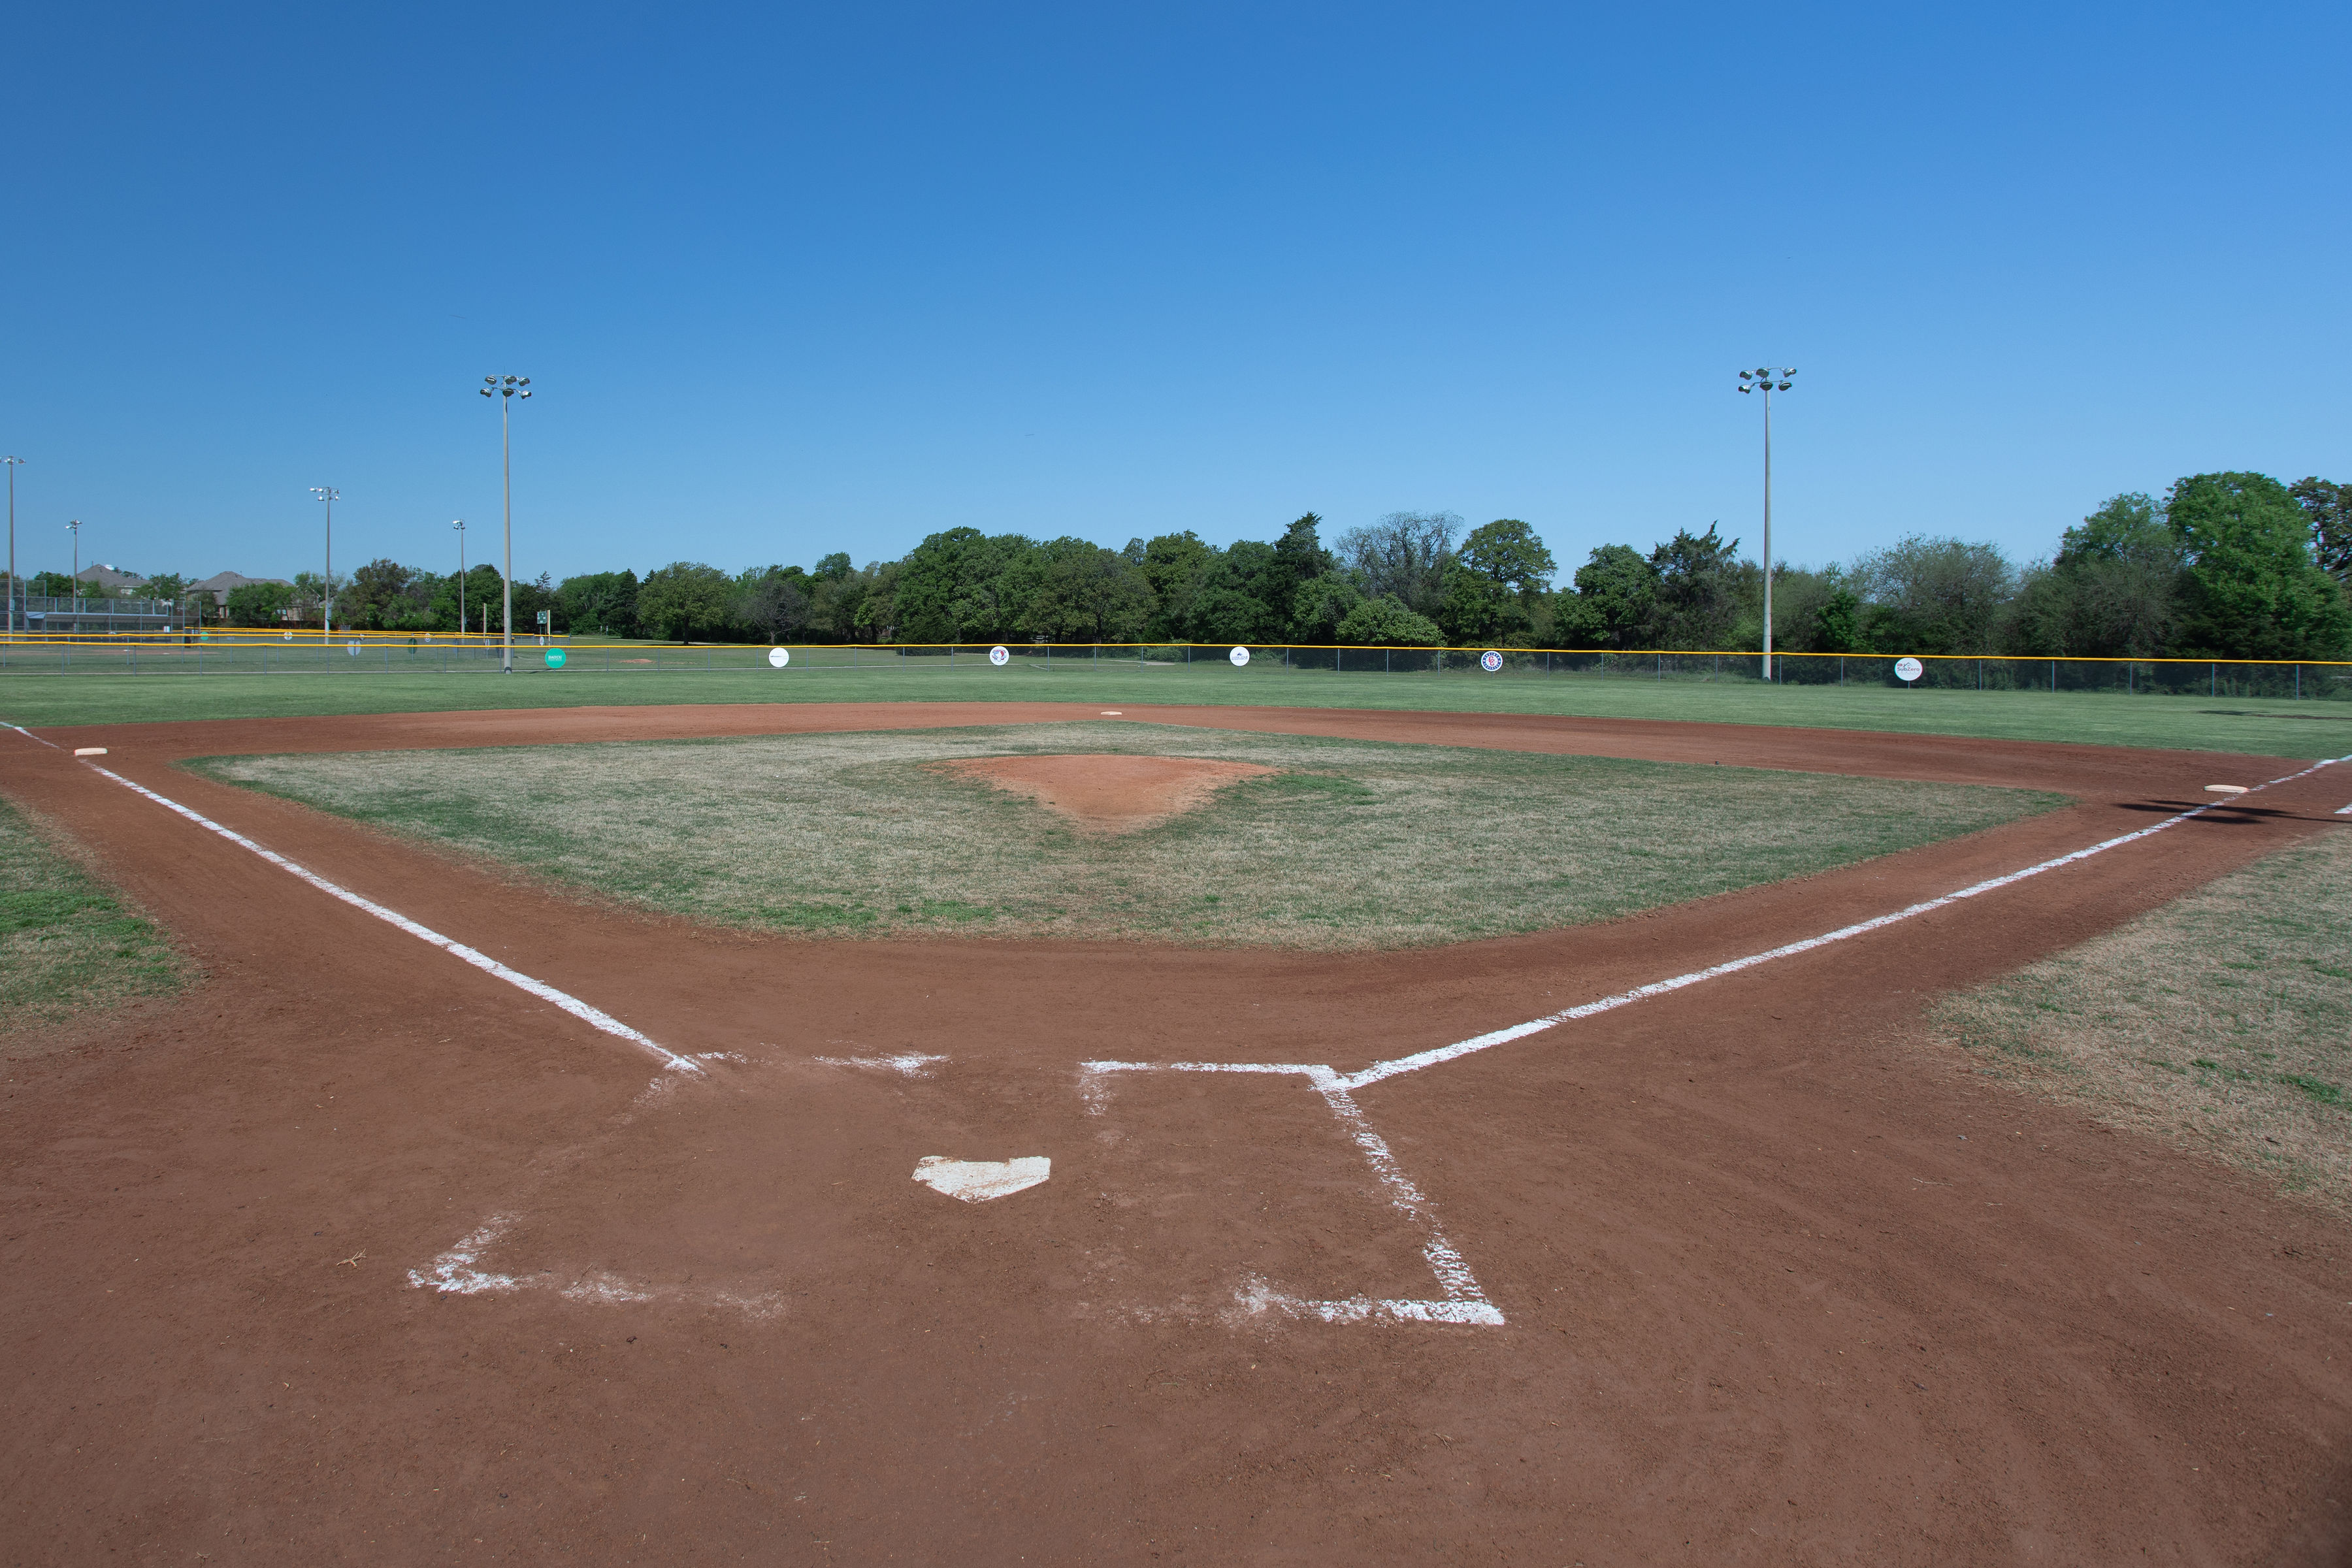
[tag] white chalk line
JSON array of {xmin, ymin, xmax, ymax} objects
[
  {"xmin": 3, "ymin": 723, "xmax": 61, "ymax": 749},
  {"xmin": 406, "ymin": 1214, "xmax": 784, "ymax": 1316},
  {"xmin": 1342, "ymin": 750, "xmax": 2347, "ymax": 1091},
  {"xmin": 1077, "ymin": 1058, "xmax": 1505, "ymax": 1324},
  {"xmin": 1086, "ymin": 751, "xmax": 2349, "ymax": 1327},
  {"xmin": 78, "ymin": 762, "xmax": 700, "ymax": 1075}
]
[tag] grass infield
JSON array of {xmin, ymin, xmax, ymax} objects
[
  {"xmin": 1934, "ymin": 827, "xmax": 2352, "ymax": 1213},
  {"xmin": 5, "ymin": 661, "xmax": 2347, "ymax": 756},
  {"xmin": 0, "ymin": 796, "xmax": 188, "ymax": 1043},
  {"xmin": 196, "ymin": 720, "xmax": 2063, "ymax": 951}
]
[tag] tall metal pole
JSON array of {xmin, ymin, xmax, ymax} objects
[
  {"xmin": 3, "ymin": 457, "xmax": 21, "ymax": 639},
  {"xmin": 501, "ymin": 395, "xmax": 513, "ymax": 674},
  {"xmin": 310, "ymin": 487, "xmax": 338, "ymax": 644},
  {"xmin": 453, "ymin": 519, "xmax": 466, "ymax": 642},
  {"xmin": 68, "ymin": 519, "xmax": 80, "ymax": 613},
  {"xmin": 1762, "ymin": 382, "xmax": 1772, "ymax": 683},
  {"xmin": 480, "ymin": 377, "xmax": 530, "ymax": 674},
  {"xmin": 1737, "ymin": 367, "xmax": 1795, "ymax": 681}
]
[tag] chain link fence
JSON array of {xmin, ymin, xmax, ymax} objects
[{"xmin": 0, "ymin": 634, "xmax": 2345, "ymax": 700}]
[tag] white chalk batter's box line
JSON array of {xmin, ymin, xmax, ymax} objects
[{"xmin": 20, "ymin": 725, "xmax": 2341, "ymax": 1330}]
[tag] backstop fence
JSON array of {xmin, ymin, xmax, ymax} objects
[{"xmin": 0, "ymin": 633, "xmax": 2345, "ymax": 700}]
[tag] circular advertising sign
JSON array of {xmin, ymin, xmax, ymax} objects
[
  {"xmin": 1894, "ymin": 657, "xmax": 1924, "ymax": 683},
  {"xmin": 767, "ymin": 647, "xmax": 790, "ymax": 668},
  {"xmin": 988, "ymin": 645, "xmax": 1010, "ymax": 666},
  {"xmin": 546, "ymin": 647, "xmax": 568, "ymax": 670},
  {"xmin": 346, "ymin": 641, "xmax": 363, "ymax": 657},
  {"xmin": 1480, "ymin": 649, "xmax": 1504, "ymax": 673},
  {"xmin": 282, "ymin": 630, "xmax": 293, "ymax": 641},
  {"xmin": 1228, "ymin": 645, "xmax": 1251, "ymax": 666}
]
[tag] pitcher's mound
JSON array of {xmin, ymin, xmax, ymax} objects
[{"xmin": 934, "ymin": 754, "xmax": 1274, "ymax": 834}]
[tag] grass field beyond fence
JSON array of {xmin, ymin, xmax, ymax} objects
[{"xmin": 197, "ymin": 721, "xmax": 2062, "ymax": 951}]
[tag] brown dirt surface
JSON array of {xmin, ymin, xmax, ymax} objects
[
  {"xmin": 932, "ymin": 751, "xmax": 1275, "ymax": 832},
  {"xmin": 3, "ymin": 700, "xmax": 2350, "ymax": 1564}
]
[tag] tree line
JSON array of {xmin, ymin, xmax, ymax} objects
[{"xmin": 87, "ymin": 468, "xmax": 2352, "ymax": 661}]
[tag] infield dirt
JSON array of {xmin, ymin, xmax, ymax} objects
[{"xmin": 3, "ymin": 701, "xmax": 2349, "ymax": 1565}]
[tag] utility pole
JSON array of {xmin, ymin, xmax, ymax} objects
[
  {"xmin": 479, "ymin": 377, "xmax": 531, "ymax": 672},
  {"xmin": 453, "ymin": 519, "xmax": 467, "ymax": 642},
  {"xmin": 3, "ymin": 456, "xmax": 21, "ymax": 638},
  {"xmin": 1737, "ymin": 367, "xmax": 1796, "ymax": 681},
  {"xmin": 310, "ymin": 487, "xmax": 339, "ymax": 643}
]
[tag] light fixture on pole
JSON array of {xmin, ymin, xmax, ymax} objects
[
  {"xmin": 451, "ymin": 519, "xmax": 467, "ymax": 643},
  {"xmin": 3, "ymin": 456, "xmax": 21, "ymax": 639},
  {"xmin": 478, "ymin": 376, "xmax": 532, "ymax": 674},
  {"xmin": 1736, "ymin": 367, "xmax": 1797, "ymax": 681},
  {"xmin": 67, "ymin": 519, "xmax": 81, "ymax": 613},
  {"xmin": 310, "ymin": 487, "xmax": 339, "ymax": 644}
]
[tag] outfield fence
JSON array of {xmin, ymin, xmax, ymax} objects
[{"xmin": 0, "ymin": 633, "xmax": 2347, "ymax": 700}]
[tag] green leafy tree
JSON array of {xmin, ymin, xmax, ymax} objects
[
  {"xmin": 2289, "ymin": 477, "xmax": 2351, "ymax": 584},
  {"xmin": 1137, "ymin": 531, "xmax": 1215, "ymax": 639},
  {"xmin": 340, "ymin": 559, "xmax": 414, "ymax": 630},
  {"xmin": 1848, "ymin": 535, "xmax": 2016, "ymax": 655},
  {"xmin": 224, "ymin": 581, "xmax": 295, "ymax": 626},
  {"xmin": 1288, "ymin": 573, "xmax": 1365, "ymax": 643},
  {"xmin": 1335, "ymin": 594, "xmax": 1443, "ymax": 646},
  {"xmin": 738, "ymin": 566, "xmax": 811, "ymax": 643},
  {"xmin": 1645, "ymin": 525, "xmax": 1744, "ymax": 648},
  {"xmin": 556, "ymin": 570, "xmax": 640, "ymax": 637},
  {"xmin": 1018, "ymin": 538, "xmax": 1155, "ymax": 643},
  {"xmin": 635, "ymin": 562, "xmax": 736, "ymax": 643},
  {"xmin": 28, "ymin": 570, "xmax": 75, "ymax": 598},
  {"xmin": 1335, "ymin": 512, "xmax": 1456, "ymax": 617},
  {"xmin": 1181, "ymin": 540, "xmax": 1282, "ymax": 643},
  {"xmin": 2167, "ymin": 472, "xmax": 2352, "ymax": 659},
  {"xmin": 1558, "ymin": 544, "xmax": 1658, "ymax": 649},
  {"xmin": 892, "ymin": 529, "xmax": 1036, "ymax": 643},
  {"xmin": 1264, "ymin": 513, "xmax": 1333, "ymax": 630}
]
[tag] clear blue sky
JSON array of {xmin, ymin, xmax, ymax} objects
[{"xmin": 4, "ymin": 1, "xmax": 2345, "ymax": 588}]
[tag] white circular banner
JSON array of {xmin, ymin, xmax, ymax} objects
[
  {"xmin": 1228, "ymin": 645, "xmax": 1250, "ymax": 666},
  {"xmin": 347, "ymin": 640, "xmax": 363, "ymax": 657},
  {"xmin": 282, "ymin": 630, "xmax": 293, "ymax": 641},
  {"xmin": 988, "ymin": 645, "xmax": 1010, "ymax": 666},
  {"xmin": 1894, "ymin": 657, "xmax": 1923, "ymax": 683},
  {"xmin": 1480, "ymin": 649, "xmax": 1504, "ymax": 672},
  {"xmin": 768, "ymin": 647, "xmax": 790, "ymax": 668}
]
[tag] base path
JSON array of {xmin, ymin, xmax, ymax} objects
[{"xmin": 3, "ymin": 702, "xmax": 2349, "ymax": 1564}]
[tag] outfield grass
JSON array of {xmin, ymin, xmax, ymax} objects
[
  {"xmin": 5, "ymin": 658, "xmax": 2351, "ymax": 757},
  {"xmin": 1933, "ymin": 827, "xmax": 2352, "ymax": 1213},
  {"xmin": 196, "ymin": 721, "xmax": 2059, "ymax": 951},
  {"xmin": 0, "ymin": 796, "xmax": 188, "ymax": 1043}
]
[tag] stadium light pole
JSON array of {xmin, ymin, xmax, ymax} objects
[
  {"xmin": 451, "ymin": 519, "xmax": 466, "ymax": 642},
  {"xmin": 1737, "ymin": 367, "xmax": 1796, "ymax": 681},
  {"xmin": 3, "ymin": 456, "xmax": 21, "ymax": 638},
  {"xmin": 67, "ymin": 518, "xmax": 80, "ymax": 611},
  {"xmin": 479, "ymin": 376, "xmax": 531, "ymax": 674},
  {"xmin": 310, "ymin": 487, "xmax": 338, "ymax": 644}
]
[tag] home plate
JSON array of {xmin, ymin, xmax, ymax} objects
[
  {"xmin": 2204, "ymin": 784, "xmax": 2249, "ymax": 795},
  {"xmin": 913, "ymin": 1156, "xmax": 1051, "ymax": 1202}
]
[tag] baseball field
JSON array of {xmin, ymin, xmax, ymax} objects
[{"xmin": 3, "ymin": 674, "xmax": 2349, "ymax": 1562}]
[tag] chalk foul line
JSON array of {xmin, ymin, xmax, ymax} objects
[
  {"xmin": 79, "ymin": 763, "xmax": 700, "ymax": 1075},
  {"xmin": 1083, "ymin": 750, "xmax": 2347, "ymax": 1328},
  {"xmin": 1341, "ymin": 751, "xmax": 2347, "ymax": 1091}
]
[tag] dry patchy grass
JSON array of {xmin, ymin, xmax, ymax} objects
[
  {"xmin": 197, "ymin": 721, "xmax": 2059, "ymax": 951},
  {"xmin": 0, "ymin": 795, "xmax": 188, "ymax": 1037},
  {"xmin": 1934, "ymin": 826, "xmax": 2352, "ymax": 1213}
]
